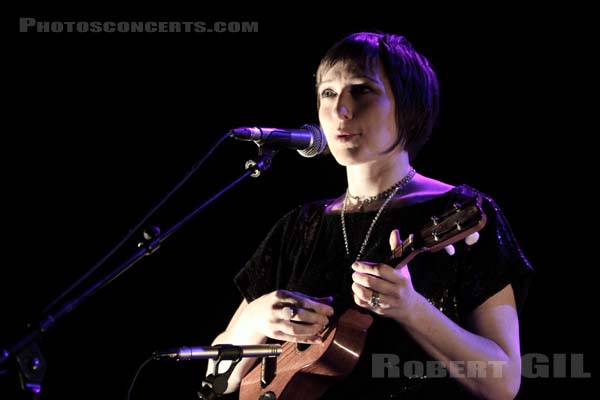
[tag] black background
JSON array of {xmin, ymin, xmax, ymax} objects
[{"xmin": 3, "ymin": 9, "xmax": 593, "ymax": 399}]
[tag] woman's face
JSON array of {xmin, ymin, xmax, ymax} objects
[{"xmin": 318, "ymin": 61, "xmax": 399, "ymax": 167}]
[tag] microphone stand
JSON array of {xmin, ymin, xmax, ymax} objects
[
  {"xmin": 196, "ymin": 345, "xmax": 245, "ymax": 400},
  {"xmin": 0, "ymin": 146, "xmax": 280, "ymax": 399}
]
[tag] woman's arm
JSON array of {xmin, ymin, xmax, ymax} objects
[
  {"xmin": 207, "ymin": 300, "xmax": 266, "ymax": 394},
  {"xmin": 402, "ymin": 284, "xmax": 521, "ymax": 399},
  {"xmin": 208, "ymin": 291, "xmax": 334, "ymax": 393},
  {"xmin": 353, "ymin": 249, "xmax": 521, "ymax": 400}
]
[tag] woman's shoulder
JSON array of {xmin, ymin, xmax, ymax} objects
[
  {"xmin": 392, "ymin": 175, "xmax": 502, "ymax": 219},
  {"xmin": 405, "ymin": 174, "xmax": 496, "ymax": 204},
  {"xmin": 396, "ymin": 173, "xmax": 454, "ymax": 206}
]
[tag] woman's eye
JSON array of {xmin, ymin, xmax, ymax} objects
[
  {"xmin": 351, "ymin": 85, "xmax": 373, "ymax": 96},
  {"xmin": 320, "ymin": 88, "xmax": 336, "ymax": 98}
]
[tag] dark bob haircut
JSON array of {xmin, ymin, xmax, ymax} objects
[{"xmin": 316, "ymin": 32, "xmax": 439, "ymax": 161}]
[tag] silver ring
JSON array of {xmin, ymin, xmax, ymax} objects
[
  {"xmin": 368, "ymin": 291, "xmax": 381, "ymax": 308},
  {"xmin": 288, "ymin": 306, "xmax": 298, "ymax": 320}
]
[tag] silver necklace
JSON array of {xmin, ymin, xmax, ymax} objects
[{"xmin": 341, "ymin": 167, "xmax": 416, "ymax": 261}]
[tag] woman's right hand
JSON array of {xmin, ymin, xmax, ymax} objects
[{"xmin": 246, "ymin": 290, "xmax": 334, "ymax": 344}]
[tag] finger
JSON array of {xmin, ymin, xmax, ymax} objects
[
  {"xmin": 313, "ymin": 295, "xmax": 335, "ymax": 305},
  {"xmin": 282, "ymin": 306, "xmax": 330, "ymax": 326},
  {"xmin": 353, "ymin": 293, "xmax": 369, "ymax": 308},
  {"xmin": 465, "ymin": 232, "xmax": 480, "ymax": 246},
  {"xmin": 352, "ymin": 271, "xmax": 396, "ymax": 294},
  {"xmin": 352, "ymin": 282, "xmax": 373, "ymax": 305},
  {"xmin": 274, "ymin": 290, "xmax": 334, "ymax": 316},
  {"xmin": 351, "ymin": 261, "xmax": 399, "ymax": 283},
  {"xmin": 299, "ymin": 297, "xmax": 335, "ymax": 317},
  {"xmin": 278, "ymin": 320, "xmax": 326, "ymax": 337},
  {"xmin": 389, "ymin": 229, "xmax": 402, "ymax": 251},
  {"xmin": 388, "ymin": 229, "xmax": 410, "ymax": 269},
  {"xmin": 444, "ymin": 244, "xmax": 456, "ymax": 256},
  {"xmin": 352, "ymin": 289, "xmax": 387, "ymax": 311},
  {"xmin": 280, "ymin": 306, "xmax": 298, "ymax": 321},
  {"xmin": 271, "ymin": 331, "xmax": 323, "ymax": 344}
]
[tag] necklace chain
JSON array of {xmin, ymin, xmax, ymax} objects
[
  {"xmin": 347, "ymin": 171, "xmax": 413, "ymax": 211},
  {"xmin": 341, "ymin": 167, "xmax": 416, "ymax": 261}
]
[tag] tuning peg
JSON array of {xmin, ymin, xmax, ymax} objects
[
  {"xmin": 444, "ymin": 244, "xmax": 456, "ymax": 256},
  {"xmin": 465, "ymin": 232, "xmax": 480, "ymax": 246}
]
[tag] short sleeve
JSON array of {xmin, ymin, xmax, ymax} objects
[
  {"xmin": 233, "ymin": 207, "xmax": 299, "ymax": 302},
  {"xmin": 457, "ymin": 193, "xmax": 534, "ymax": 317}
]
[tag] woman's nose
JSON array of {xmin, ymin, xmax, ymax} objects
[{"xmin": 334, "ymin": 93, "xmax": 353, "ymax": 120}]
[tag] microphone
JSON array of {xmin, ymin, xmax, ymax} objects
[
  {"xmin": 229, "ymin": 123, "xmax": 327, "ymax": 158},
  {"xmin": 153, "ymin": 344, "xmax": 282, "ymax": 361}
]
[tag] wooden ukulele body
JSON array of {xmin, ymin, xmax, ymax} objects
[{"xmin": 239, "ymin": 308, "xmax": 373, "ymax": 400}]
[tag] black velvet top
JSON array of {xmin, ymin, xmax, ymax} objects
[{"xmin": 234, "ymin": 185, "xmax": 533, "ymax": 399}]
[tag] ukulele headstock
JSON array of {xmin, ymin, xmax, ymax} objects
[{"xmin": 391, "ymin": 195, "xmax": 487, "ymax": 262}]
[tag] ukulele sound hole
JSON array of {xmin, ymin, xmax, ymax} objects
[{"xmin": 296, "ymin": 343, "xmax": 310, "ymax": 351}]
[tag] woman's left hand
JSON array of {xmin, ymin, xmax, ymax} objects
[{"xmin": 351, "ymin": 229, "xmax": 417, "ymax": 321}]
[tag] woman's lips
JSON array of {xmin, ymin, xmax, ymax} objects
[{"xmin": 335, "ymin": 130, "xmax": 361, "ymax": 143}]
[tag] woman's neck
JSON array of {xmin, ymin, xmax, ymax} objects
[{"xmin": 346, "ymin": 151, "xmax": 412, "ymax": 198}]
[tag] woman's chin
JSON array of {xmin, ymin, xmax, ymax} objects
[{"xmin": 329, "ymin": 148, "xmax": 364, "ymax": 166}]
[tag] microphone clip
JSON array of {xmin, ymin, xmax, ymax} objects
[
  {"xmin": 196, "ymin": 345, "xmax": 244, "ymax": 400},
  {"xmin": 244, "ymin": 146, "xmax": 279, "ymax": 178}
]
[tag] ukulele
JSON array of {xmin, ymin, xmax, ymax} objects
[{"xmin": 240, "ymin": 195, "xmax": 487, "ymax": 400}]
